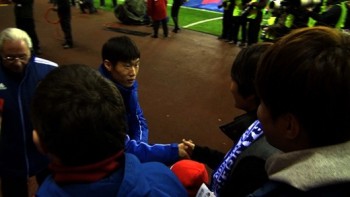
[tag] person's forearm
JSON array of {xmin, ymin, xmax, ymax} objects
[{"xmin": 192, "ymin": 145, "xmax": 225, "ymax": 170}]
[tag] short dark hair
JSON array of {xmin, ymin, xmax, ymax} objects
[
  {"xmin": 101, "ymin": 36, "xmax": 140, "ymax": 66},
  {"xmin": 31, "ymin": 64, "xmax": 127, "ymax": 166},
  {"xmin": 256, "ymin": 26, "xmax": 350, "ymax": 147},
  {"xmin": 231, "ymin": 42, "xmax": 272, "ymax": 99}
]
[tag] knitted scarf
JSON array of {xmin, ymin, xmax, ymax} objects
[{"xmin": 211, "ymin": 120, "xmax": 263, "ymax": 196}]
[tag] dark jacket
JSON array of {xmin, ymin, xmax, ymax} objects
[
  {"xmin": 191, "ymin": 113, "xmax": 279, "ymax": 197},
  {"xmin": 0, "ymin": 56, "xmax": 57, "ymax": 177},
  {"xmin": 220, "ymin": 136, "xmax": 278, "ymax": 197},
  {"xmin": 309, "ymin": 2, "xmax": 345, "ymax": 28},
  {"xmin": 13, "ymin": 0, "xmax": 34, "ymax": 19},
  {"xmin": 191, "ymin": 112, "xmax": 257, "ymax": 170}
]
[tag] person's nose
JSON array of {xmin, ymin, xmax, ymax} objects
[
  {"xmin": 9, "ymin": 57, "xmax": 21, "ymax": 62},
  {"xmin": 12, "ymin": 59, "xmax": 23, "ymax": 66},
  {"xmin": 129, "ymin": 66, "xmax": 137, "ymax": 76}
]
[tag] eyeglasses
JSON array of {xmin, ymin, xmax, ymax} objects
[{"xmin": 2, "ymin": 55, "xmax": 28, "ymax": 62}]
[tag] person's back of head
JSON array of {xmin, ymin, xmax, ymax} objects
[
  {"xmin": 31, "ymin": 64, "xmax": 127, "ymax": 166},
  {"xmin": 230, "ymin": 42, "xmax": 272, "ymax": 112},
  {"xmin": 101, "ymin": 36, "xmax": 140, "ymax": 65},
  {"xmin": 255, "ymin": 26, "xmax": 350, "ymax": 151},
  {"xmin": 0, "ymin": 27, "xmax": 32, "ymax": 51}
]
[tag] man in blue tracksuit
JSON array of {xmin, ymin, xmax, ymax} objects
[
  {"xmin": 99, "ymin": 36, "xmax": 188, "ymax": 166},
  {"xmin": 0, "ymin": 28, "xmax": 57, "ymax": 196},
  {"xmin": 99, "ymin": 36, "xmax": 147, "ymax": 143}
]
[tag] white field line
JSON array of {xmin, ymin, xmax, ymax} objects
[
  {"xmin": 183, "ymin": 16, "xmax": 222, "ymax": 28},
  {"xmin": 166, "ymin": 4, "xmax": 223, "ymax": 28}
]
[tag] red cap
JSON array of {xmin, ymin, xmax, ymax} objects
[{"xmin": 171, "ymin": 160, "xmax": 209, "ymax": 197}]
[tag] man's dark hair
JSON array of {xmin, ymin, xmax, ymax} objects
[
  {"xmin": 101, "ymin": 36, "xmax": 140, "ymax": 66},
  {"xmin": 31, "ymin": 64, "xmax": 127, "ymax": 166},
  {"xmin": 255, "ymin": 26, "xmax": 350, "ymax": 147},
  {"xmin": 231, "ymin": 42, "xmax": 272, "ymax": 99}
]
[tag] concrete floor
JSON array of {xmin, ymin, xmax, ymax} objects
[{"xmin": 0, "ymin": 1, "xmax": 243, "ymax": 156}]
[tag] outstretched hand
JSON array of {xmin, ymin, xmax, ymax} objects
[
  {"xmin": 178, "ymin": 143, "xmax": 190, "ymax": 159},
  {"xmin": 179, "ymin": 139, "xmax": 195, "ymax": 157}
]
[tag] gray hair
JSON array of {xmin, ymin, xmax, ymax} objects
[{"xmin": 0, "ymin": 28, "xmax": 33, "ymax": 50}]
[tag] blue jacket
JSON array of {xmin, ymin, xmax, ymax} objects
[
  {"xmin": 99, "ymin": 64, "xmax": 148, "ymax": 143},
  {"xmin": 124, "ymin": 135, "xmax": 179, "ymax": 166},
  {"xmin": 98, "ymin": 65, "xmax": 179, "ymax": 166},
  {"xmin": 0, "ymin": 56, "xmax": 57, "ymax": 177},
  {"xmin": 36, "ymin": 153, "xmax": 188, "ymax": 197}
]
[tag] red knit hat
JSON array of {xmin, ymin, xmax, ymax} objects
[{"xmin": 171, "ymin": 160, "xmax": 209, "ymax": 197}]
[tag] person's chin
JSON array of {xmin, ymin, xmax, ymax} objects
[
  {"xmin": 8, "ymin": 68, "xmax": 24, "ymax": 74},
  {"xmin": 124, "ymin": 80, "xmax": 135, "ymax": 87}
]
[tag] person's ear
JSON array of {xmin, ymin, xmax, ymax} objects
[
  {"xmin": 284, "ymin": 113, "xmax": 300, "ymax": 140},
  {"xmin": 103, "ymin": 60, "xmax": 113, "ymax": 72},
  {"xmin": 33, "ymin": 130, "xmax": 48, "ymax": 154}
]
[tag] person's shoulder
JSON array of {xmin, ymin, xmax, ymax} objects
[
  {"xmin": 34, "ymin": 57, "xmax": 58, "ymax": 68},
  {"xmin": 248, "ymin": 136, "xmax": 280, "ymax": 158},
  {"xmin": 26, "ymin": 57, "xmax": 57, "ymax": 79},
  {"xmin": 124, "ymin": 153, "xmax": 176, "ymax": 177},
  {"xmin": 36, "ymin": 175, "xmax": 67, "ymax": 197},
  {"xmin": 121, "ymin": 153, "xmax": 187, "ymax": 196},
  {"xmin": 220, "ymin": 112, "xmax": 257, "ymax": 142}
]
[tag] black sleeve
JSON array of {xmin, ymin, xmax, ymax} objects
[
  {"xmin": 191, "ymin": 145, "xmax": 226, "ymax": 170},
  {"xmin": 311, "ymin": 3, "xmax": 322, "ymax": 14},
  {"xmin": 220, "ymin": 156, "xmax": 268, "ymax": 197},
  {"xmin": 309, "ymin": 5, "xmax": 342, "ymax": 27},
  {"xmin": 252, "ymin": 0, "xmax": 268, "ymax": 9}
]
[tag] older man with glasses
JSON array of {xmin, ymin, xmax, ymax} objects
[{"xmin": 0, "ymin": 27, "xmax": 57, "ymax": 197}]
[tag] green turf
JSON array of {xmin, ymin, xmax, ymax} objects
[
  {"xmin": 93, "ymin": 0, "xmax": 223, "ymax": 36},
  {"xmin": 167, "ymin": 6, "xmax": 222, "ymax": 36}
]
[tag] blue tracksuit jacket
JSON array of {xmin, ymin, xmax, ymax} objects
[
  {"xmin": 98, "ymin": 64, "xmax": 179, "ymax": 166},
  {"xmin": 0, "ymin": 56, "xmax": 57, "ymax": 177}
]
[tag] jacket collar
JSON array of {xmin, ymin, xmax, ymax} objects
[{"xmin": 266, "ymin": 140, "xmax": 350, "ymax": 191}]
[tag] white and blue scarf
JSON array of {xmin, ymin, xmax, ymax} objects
[{"xmin": 211, "ymin": 120, "xmax": 263, "ymax": 196}]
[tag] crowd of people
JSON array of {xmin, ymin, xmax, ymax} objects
[
  {"xmin": 218, "ymin": 0, "xmax": 350, "ymax": 47},
  {"xmin": 25, "ymin": 0, "xmax": 185, "ymax": 49},
  {"xmin": 9, "ymin": 0, "xmax": 350, "ymax": 49},
  {"xmin": 1, "ymin": 0, "xmax": 350, "ymax": 196}
]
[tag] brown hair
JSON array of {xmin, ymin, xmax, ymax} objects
[{"xmin": 256, "ymin": 26, "xmax": 350, "ymax": 147}]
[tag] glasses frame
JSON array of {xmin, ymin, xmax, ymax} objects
[{"xmin": 2, "ymin": 55, "xmax": 28, "ymax": 62}]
